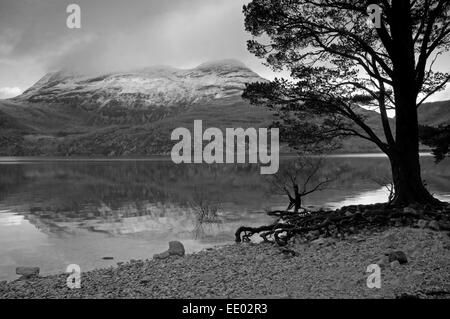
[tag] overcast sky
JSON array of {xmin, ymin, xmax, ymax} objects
[{"xmin": 0, "ymin": 0, "xmax": 449, "ymax": 101}]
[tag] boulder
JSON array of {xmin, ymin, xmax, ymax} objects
[
  {"xmin": 153, "ymin": 241, "xmax": 185, "ymax": 260},
  {"xmin": 168, "ymin": 241, "xmax": 185, "ymax": 257},
  {"xmin": 387, "ymin": 251, "xmax": 408, "ymax": 264},
  {"xmin": 16, "ymin": 267, "xmax": 40, "ymax": 278}
]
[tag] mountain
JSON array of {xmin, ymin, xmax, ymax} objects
[
  {"xmin": 0, "ymin": 59, "xmax": 449, "ymax": 156},
  {"xmin": 17, "ymin": 59, "xmax": 265, "ymax": 125},
  {"xmin": 0, "ymin": 59, "xmax": 273, "ymax": 156},
  {"xmin": 417, "ymin": 99, "xmax": 450, "ymax": 126}
]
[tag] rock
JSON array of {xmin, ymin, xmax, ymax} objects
[
  {"xmin": 412, "ymin": 270, "xmax": 425, "ymax": 276},
  {"xmin": 168, "ymin": 241, "xmax": 185, "ymax": 257},
  {"xmin": 376, "ymin": 255, "xmax": 390, "ymax": 269},
  {"xmin": 417, "ymin": 219, "xmax": 428, "ymax": 228},
  {"xmin": 427, "ymin": 220, "xmax": 440, "ymax": 231},
  {"xmin": 140, "ymin": 276, "xmax": 152, "ymax": 284},
  {"xmin": 15, "ymin": 267, "xmax": 40, "ymax": 278},
  {"xmin": 311, "ymin": 238, "xmax": 327, "ymax": 245},
  {"xmin": 390, "ymin": 260, "xmax": 401, "ymax": 269},
  {"xmin": 281, "ymin": 248, "xmax": 298, "ymax": 256},
  {"xmin": 102, "ymin": 256, "xmax": 114, "ymax": 260},
  {"xmin": 153, "ymin": 251, "xmax": 170, "ymax": 260},
  {"xmin": 344, "ymin": 211, "xmax": 352, "ymax": 217},
  {"xmin": 387, "ymin": 251, "xmax": 408, "ymax": 264},
  {"xmin": 153, "ymin": 241, "xmax": 185, "ymax": 260}
]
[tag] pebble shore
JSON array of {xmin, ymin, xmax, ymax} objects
[{"xmin": 1, "ymin": 227, "xmax": 449, "ymax": 299}]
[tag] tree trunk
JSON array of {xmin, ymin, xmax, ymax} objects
[
  {"xmin": 387, "ymin": 0, "xmax": 440, "ymax": 206},
  {"xmin": 389, "ymin": 87, "xmax": 440, "ymax": 206},
  {"xmin": 389, "ymin": 153, "xmax": 438, "ymax": 206},
  {"xmin": 294, "ymin": 191, "xmax": 301, "ymax": 212},
  {"xmin": 389, "ymin": 80, "xmax": 436, "ymax": 205}
]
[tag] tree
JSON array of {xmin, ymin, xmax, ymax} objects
[
  {"xmin": 270, "ymin": 157, "xmax": 332, "ymax": 212},
  {"xmin": 242, "ymin": 0, "xmax": 450, "ymax": 206}
]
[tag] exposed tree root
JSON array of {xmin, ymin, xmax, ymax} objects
[{"xmin": 235, "ymin": 203, "xmax": 450, "ymax": 246}]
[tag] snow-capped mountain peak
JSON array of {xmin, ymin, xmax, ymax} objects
[{"xmin": 18, "ymin": 59, "xmax": 266, "ymax": 111}]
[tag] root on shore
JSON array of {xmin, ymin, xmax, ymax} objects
[{"xmin": 235, "ymin": 203, "xmax": 450, "ymax": 246}]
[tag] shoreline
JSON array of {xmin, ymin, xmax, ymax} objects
[
  {"xmin": 0, "ymin": 152, "xmax": 437, "ymax": 162},
  {"xmin": 1, "ymin": 226, "xmax": 449, "ymax": 299}
]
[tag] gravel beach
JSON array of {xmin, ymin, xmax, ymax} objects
[{"xmin": 1, "ymin": 227, "xmax": 449, "ymax": 299}]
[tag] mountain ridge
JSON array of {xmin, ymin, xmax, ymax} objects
[{"xmin": 0, "ymin": 59, "xmax": 449, "ymax": 156}]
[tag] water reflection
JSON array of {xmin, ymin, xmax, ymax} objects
[{"xmin": 0, "ymin": 156, "xmax": 448, "ymax": 281}]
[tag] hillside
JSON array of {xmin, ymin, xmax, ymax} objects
[
  {"xmin": 0, "ymin": 59, "xmax": 448, "ymax": 156},
  {"xmin": 418, "ymin": 99, "xmax": 450, "ymax": 126}
]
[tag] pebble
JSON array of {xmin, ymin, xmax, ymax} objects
[
  {"xmin": 387, "ymin": 251, "xmax": 408, "ymax": 264},
  {"xmin": 311, "ymin": 238, "xmax": 327, "ymax": 245}
]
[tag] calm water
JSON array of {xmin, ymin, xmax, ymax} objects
[{"xmin": 0, "ymin": 155, "xmax": 449, "ymax": 281}]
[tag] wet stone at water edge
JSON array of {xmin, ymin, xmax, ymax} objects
[{"xmin": 16, "ymin": 267, "xmax": 40, "ymax": 278}]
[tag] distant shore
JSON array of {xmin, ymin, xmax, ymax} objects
[
  {"xmin": 0, "ymin": 151, "xmax": 437, "ymax": 162},
  {"xmin": 1, "ymin": 226, "xmax": 449, "ymax": 299}
]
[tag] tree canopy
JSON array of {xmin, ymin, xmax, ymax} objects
[{"xmin": 243, "ymin": 0, "xmax": 450, "ymax": 157}]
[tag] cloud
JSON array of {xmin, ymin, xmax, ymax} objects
[
  {"xmin": 0, "ymin": 0, "xmax": 448, "ymax": 100},
  {"xmin": 0, "ymin": 86, "xmax": 22, "ymax": 99},
  {"xmin": 47, "ymin": 0, "xmax": 251, "ymax": 75},
  {"xmin": 0, "ymin": 0, "xmax": 264, "ymax": 88}
]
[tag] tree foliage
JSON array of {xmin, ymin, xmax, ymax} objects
[
  {"xmin": 419, "ymin": 124, "xmax": 450, "ymax": 162},
  {"xmin": 242, "ymin": 0, "xmax": 450, "ymax": 155}
]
